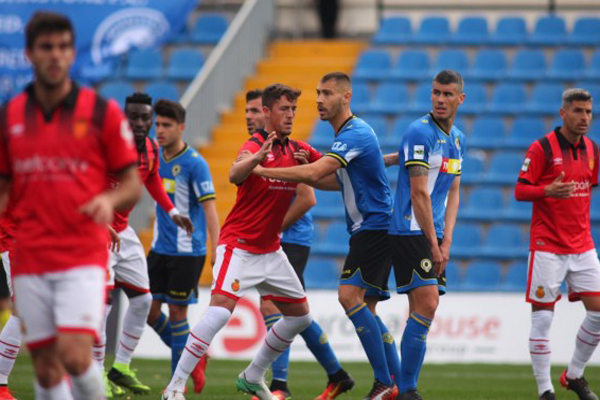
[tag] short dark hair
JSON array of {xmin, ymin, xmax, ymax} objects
[
  {"xmin": 562, "ymin": 88, "xmax": 593, "ymax": 108},
  {"xmin": 320, "ymin": 72, "xmax": 351, "ymax": 86},
  {"xmin": 154, "ymin": 99, "xmax": 186, "ymax": 124},
  {"xmin": 262, "ymin": 84, "xmax": 301, "ymax": 109},
  {"xmin": 125, "ymin": 92, "xmax": 153, "ymax": 107},
  {"xmin": 26, "ymin": 11, "xmax": 74, "ymax": 50},
  {"xmin": 246, "ymin": 89, "xmax": 263, "ymax": 103},
  {"xmin": 433, "ymin": 69, "xmax": 464, "ymax": 92}
]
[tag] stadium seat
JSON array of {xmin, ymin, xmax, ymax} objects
[
  {"xmin": 467, "ymin": 50, "xmax": 507, "ymax": 81},
  {"xmin": 304, "ymin": 259, "xmax": 340, "ymax": 290},
  {"xmin": 311, "ymin": 222, "xmax": 349, "ymax": 256},
  {"xmin": 362, "ymin": 116, "xmax": 387, "ymax": 139},
  {"xmin": 504, "ymin": 117, "xmax": 546, "ymax": 150},
  {"xmin": 413, "ymin": 16, "xmax": 450, "ymax": 45},
  {"xmin": 390, "ymin": 50, "xmax": 430, "ymax": 81},
  {"xmin": 489, "ymin": 17, "xmax": 528, "ymax": 46},
  {"xmin": 480, "ymin": 224, "xmax": 527, "ymax": 259},
  {"xmin": 368, "ymin": 83, "xmax": 409, "ymax": 115},
  {"xmin": 503, "ymin": 196, "xmax": 533, "ymax": 222},
  {"xmin": 485, "ymin": 152, "xmax": 525, "ymax": 185},
  {"xmin": 546, "ymin": 50, "xmax": 586, "ymax": 81},
  {"xmin": 583, "ymin": 51, "xmax": 600, "ymax": 81},
  {"xmin": 145, "ymin": 82, "xmax": 180, "ymax": 102},
  {"xmin": 460, "ymin": 188, "xmax": 504, "ymax": 221},
  {"xmin": 460, "ymin": 155, "xmax": 485, "ymax": 185},
  {"xmin": 99, "ymin": 81, "xmax": 135, "ymax": 108},
  {"xmin": 350, "ymin": 83, "xmax": 371, "ymax": 114},
  {"xmin": 460, "ymin": 83, "xmax": 487, "ymax": 115},
  {"xmin": 312, "ymin": 191, "xmax": 344, "ymax": 219},
  {"xmin": 190, "ymin": 14, "xmax": 228, "ymax": 44},
  {"xmin": 569, "ymin": 17, "xmax": 600, "ymax": 46},
  {"xmin": 487, "ymin": 83, "xmax": 527, "ymax": 115},
  {"xmin": 372, "ymin": 16, "xmax": 412, "ymax": 45},
  {"xmin": 166, "ymin": 49, "xmax": 204, "ymax": 80},
  {"xmin": 431, "ymin": 50, "xmax": 469, "ymax": 78},
  {"xmin": 502, "ymin": 262, "xmax": 528, "ymax": 292},
  {"xmin": 125, "ymin": 49, "xmax": 162, "ymax": 80},
  {"xmin": 382, "ymin": 117, "xmax": 413, "ymax": 149},
  {"xmin": 591, "ymin": 191, "xmax": 600, "ymax": 222},
  {"xmin": 468, "ymin": 117, "xmax": 506, "ymax": 149},
  {"xmin": 592, "ymin": 227, "xmax": 600, "ymax": 246},
  {"xmin": 451, "ymin": 16, "xmax": 488, "ymax": 45},
  {"xmin": 445, "ymin": 262, "xmax": 464, "ymax": 291},
  {"xmin": 79, "ymin": 61, "xmax": 115, "ymax": 82},
  {"xmin": 507, "ymin": 50, "xmax": 547, "ymax": 81},
  {"xmin": 452, "ymin": 224, "xmax": 483, "ymax": 258},
  {"xmin": 408, "ymin": 83, "xmax": 432, "ymax": 114},
  {"xmin": 353, "ymin": 50, "xmax": 393, "ymax": 82},
  {"xmin": 310, "ymin": 120, "xmax": 335, "ymax": 149},
  {"xmin": 528, "ymin": 16, "xmax": 567, "ymax": 46},
  {"xmin": 524, "ymin": 83, "xmax": 564, "ymax": 116},
  {"xmin": 588, "ymin": 120, "xmax": 600, "ymax": 142},
  {"xmin": 463, "ymin": 261, "xmax": 502, "ymax": 291}
]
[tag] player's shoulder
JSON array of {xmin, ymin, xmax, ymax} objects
[
  {"xmin": 184, "ymin": 145, "xmax": 209, "ymax": 165},
  {"xmin": 404, "ymin": 115, "xmax": 436, "ymax": 141},
  {"xmin": 583, "ymin": 135, "xmax": 599, "ymax": 151}
]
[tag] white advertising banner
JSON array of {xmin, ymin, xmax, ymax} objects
[{"xmin": 131, "ymin": 289, "xmax": 600, "ymax": 365}]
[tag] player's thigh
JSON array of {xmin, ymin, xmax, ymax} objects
[
  {"xmin": 1, "ymin": 252, "xmax": 12, "ymax": 297},
  {"xmin": 526, "ymin": 251, "xmax": 567, "ymax": 305},
  {"xmin": 147, "ymin": 251, "xmax": 169, "ymax": 300},
  {"xmin": 258, "ymin": 248, "xmax": 306, "ymax": 303},
  {"xmin": 165, "ymin": 255, "xmax": 205, "ymax": 305},
  {"xmin": 115, "ymin": 228, "xmax": 150, "ymax": 292},
  {"xmin": 566, "ymin": 249, "xmax": 600, "ymax": 306},
  {"xmin": 13, "ymin": 274, "xmax": 56, "ymax": 348},
  {"xmin": 281, "ymin": 242, "xmax": 310, "ymax": 289},
  {"xmin": 211, "ymin": 245, "xmax": 263, "ymax": 300}
]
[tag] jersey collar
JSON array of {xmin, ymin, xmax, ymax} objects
[
  {"xmin": 336, "ymin": 115, "xmax": 356, "ymax": 136},
  {"xmin": 25, "ymin": 81, "xmax": 79, "ymax": 122},
  {"xmin": 256, "ymin": 128, "xmax": 289, "ymax": 147},
  {"xmin": 555, "ymin": 127, "xmax": 585, "ymax": 150},
  {"xmin": 429, "ymin": 112, "xmax": 451, "ymax": 137},
  {"xmin": 163, "ymin": 143, "xmax": 189, "ymax": 163}
]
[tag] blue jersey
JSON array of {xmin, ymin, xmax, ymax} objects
[
  {"xmin": 152, "ymin": 144, "xmax": 216, "ymax": 256},
  {"xmin": 389, "ymin": 113, "xmax": 465, "ymax": 238},
  {"xmin": 325, "ymin": 116, "xmax": 392, "ymax": 235},
  {"xmin": 281, "ymin": 209, "xmax": 313, "ymax": 247}
]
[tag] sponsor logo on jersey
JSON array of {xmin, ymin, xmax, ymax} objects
[
  {"xmin": 162, "ymin": 178, "xmax": 175, "ymax": 194},
  {"xmin": 413, "ymin": 145, "xmax": 425, "ymax": 160},
  {"xmin": 440, "ymin": 158, "xmax": 460, "ymax": 174},
  {"xmin": 421, "ymin": 258, "xmax": 432, "ymax": 273},
  {"xmin": 332, "ymin": 141, "xmax": 347, "ymax": 152},
  {"xmin": 231, "ymin": 279, "xmax": 240, "ymax": 292},
  {"xmin": 535, "ymin": 285, "xmax": 545, "ymax": 298},
  {"xmin": 553, "ymin": 158, "xmax": 563, "ymax": 165},
  {"xmin": 521, "ymin": 158, "xmax": 530, "ymax": 172}
]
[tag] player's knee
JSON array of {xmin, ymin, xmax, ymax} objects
[
  {"xmin": 413, "ymin": 295, "xmax": 439, "ymax": 318},
  {"xmin": 31, "ymin": 349, "xmax": 63, "ymax": 387},
  {"xmin": 58, "ymin": 346, "xmax": 90, "ymax": 375},
  {"xmin": 129, "ymin": 292, "xmax": 152, "ymax": 316},
  {"xmin": 146, "ymin": 305, "xmax": 162, "ymax": 325},
  {"xmin": 259, "ymin": 300, "xmax": 280, "ymax": 317},
  {"xmin": 283, "ymin": 313, "xmax": 312, "ymax": 333},
  {"xmin": 338, "ymin": 292, "xmax": 362, "ymax": 311}
]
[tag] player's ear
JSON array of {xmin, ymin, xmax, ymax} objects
[
  {"xmin": 344, "ymin": 90, "xmax": 352, "ymax": 106},
  {"xmin": 179, "ymin": 123, "xmax": 186, "ymax": 133}
]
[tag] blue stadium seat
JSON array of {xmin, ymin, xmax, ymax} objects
[
  {"xmin": 528, "ymin": 16, "xmax": 567, "ymax": 46},
  {"xmin": 431, "ymin": 50, "xmax": 469, "ymax": 77},
  {"xmin": 591, "ymin": 190, "xmax": 600, "ymax": 222},
  {"xmin": 304, "ymin": 259, "xmax": 340, "ymax": 290},
  {"xmin": 451, "ymin": 17, "xmax": 488, "ymax": 45},
  {"xmin": 583, "ymin": 51, "xmax": 600, "ymax": 81},
  {"xmin": 145, "ymin": 82, "xmax": 180, "ymax": 102},
  {"xmin": 463, "ymin": 261, "xmax": 502, "ymax": 291},
  {"xmin": 468, "ymin": 117, "xmax": 506, "ymax": 149},
  {"xmin": 592, "ymin": 227, "xmax": 600, "ymax": 246},
  {"xmin": 490, "ymin": 17, "xmax": 528, "ymax": 46},
  {"xmin": 408, "ymin": 83, "xmax": 432, "ymax": 114},
  {"xmin": 99, "ymin": 81, "xmax": 135, "ymax": 108},
  {"xmin": 546, "ymin": 50, "xmax": 586, "ymax": 81},
  {"xmin": 166, "ymin": 49, "xmax": 204, "ymax": 81},
  {"xmin": 382, "ymin": 117, "xmax": 413, "ymax": 148},
  {"xmin": 368, "ymin": 83, "xmax": 409, "ymax": 115},
  {"xmin": 445, "ymin": 262, "xmax": 464, "ymax": 292},
  {"xmin": 353, "ymin": 50, "xmax": 392, "ymax": 82},
  {"xmin": 309, "ymin": 120, "xmax": 335, "ymax": 149},
  {"xmin": 190, "ymin": 14, "xmax": 228, "ymax": 44},
  {"xmin": 460, "ymin": 83, "xmax": 487, "ymax": 115},
  {"xmin": 524, "ymin": 83, "xmax": 564, "ymax": 116},
  {"xmin": 460, "ymin": 155, "xmax": 485, "ymax": 185},
  {"xmin": 569, "ymin": 17, "xmax": 600, "ymax": 46},
  {"xmin": 312, "ymin": 191, "xmax": 344, "ymax": 219},
  {"xmin": 351, "ymin": 83, "xmax": 371, "ymax": 114},
  {"xmin": 468, "ymin": 50, "xmax": 507, "ymax": 81},
  {"xmin": 125, "ymin": 49, "xmax": 162, "ymax": 80},
  {"xmin": 507, "ymin": 50, "xmax": 547, "ymax": 82},
  {"xmin": 413, "ymin": 16, "xmax": 450, "ymax": 45},
  {"xmin": 502, "ymin": 262, "xmax": 528, "ymax": 292},
  {"xmin": 79, "ymin": 61, "xmax": 115, "ymax": 82},
  {"xmin": 362, "ymin": 116, "xmax": 387, "ymax": 139},
  {"xmin": 588, "ymin": 120, "xmax": 600, "ymax": 143},
  {"xmin": 480, "ymin": 224, "xmax": 527, "ymax": 259},
  {"xmin": 485, "ymin": 152, "xmax": 525, "ymax": 185},
  {"xmin": 503, "ymin": 195, "xmax": 532, "ymax": 222},
  {"xmin": 311, "ymin": 222, "xmax": 349, "ymax": 256},
  {"xmin": 487, "ymin": 83, "xmax": 527, "ymax": 115},
  {"xmin": 504, "ymin": 117, "xmax": 546, "ymax": 150},
  {"xmin": 390, "ymin": 50, "xmax": 430, "ymax": 81},
  {"xmin": 372, "ymin": 16, "xmax": 412, "ymax": 45},
  {"xmin": 452, "ymin": 224, "xmax": 483, "ymax": 258},
  {"xmin": 460, "ymin": 188, "xmax": 504, "ymax": 221}
]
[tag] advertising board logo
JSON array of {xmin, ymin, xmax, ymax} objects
[{"xmin": 222, "ymin": 297, "xmax": 266, "ymax": 353}]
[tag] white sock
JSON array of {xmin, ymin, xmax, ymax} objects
[
  {"xmin": 115, "ymin": 293, "xmax": 151, "ymax": 366},
  {"xmin": 0, "ymin": 315, "xmax": 21, "ymax": 384},
  {"xmin": 244, "ymin": 314, "xmax": 312, "ymax": 383},
  {"xmin": 69, "ymin": 361, "xmax": 103, "ymax": 400},
  {"xmin": 34, "ymin": 379, "xmax": 74, "ymax": 400},
  {"xmin": 567, "ymin": 311, "xmax": 600, "ymax": 379},
  {"xmin": 167, "ymin": 306, "xmax": 231, "ymax": 392},
  {"xmin": 530, "ymin": 310, "xmax": 554, "ymax": 395},
  {"xmin": 93, "ymin": 304, "xmax": 111, "ymax": 370}
]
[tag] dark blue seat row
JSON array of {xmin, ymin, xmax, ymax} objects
[
  {"xmin": 167, "ymin": 13, "xmax": 228, "ymax": 44},
  {"xmin": 99, "ymin": 81, "xmax": 181, "ymax": 108}
]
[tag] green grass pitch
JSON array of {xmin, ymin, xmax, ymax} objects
[{"xmin": 8, "ymin": 356, "xmax": 600, "ymax": 399}]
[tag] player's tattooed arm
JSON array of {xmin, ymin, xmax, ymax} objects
[{"xmin": 408, "ymin": 165, "xmax": 428, "ymax": 177}]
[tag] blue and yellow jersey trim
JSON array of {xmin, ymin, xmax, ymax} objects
[
  {"xmin": 198, "ymin": 193, "xmax": 216, "ymax": 203},
  {"xmin": 405, "ymin": 160, "xmax": 430, "ymax": 169},
  {"xmin": 325, "ymin": 152, "xmax": 348, "ymax": 167}
]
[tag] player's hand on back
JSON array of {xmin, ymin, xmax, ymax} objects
[
  {"xmin": 545, "ymin": 171, "xmax": 576, "ymax": 198},
  {"xmin": 80, "ymin": 193, "xmax": 115, "ymax": 225},
  {"xmin": 172, "ymin": 215, "xmax": 194, "ymax": 236},
  {"xmin": 107, "ymin": 225, "xmax": 121, "ymax": 252},
  {"xmin": 293, "ymin": 149, "xmax": 310, "ymax": 164}
]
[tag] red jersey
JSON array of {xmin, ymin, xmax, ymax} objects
[
  {"xmin": 219, "ymin": 130, "xmax": 321, "ymax": 254},
  {"xmin": 0, "ymin": 203, "xmax": 16, "ymax": 253},
  {"xmin": 0, "ymin": 84, "xmax": 138, "ymax": 275},
  {"xmin": 108, "ymin": 137, "xmax": 174, "ymax": 233},
  {"xmin": 516, "ymin": 128, "xmax": 599, "ymax": 254}
]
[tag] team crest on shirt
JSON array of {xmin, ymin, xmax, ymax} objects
[
  {"xmin": 454, "ymin": 137, "xmax": 460, "ymax": 150},
  {"xmin": 535, "ymin": 286, "xmax": 545, "ymax": 298},
  {"xmin": 172, "ymin": 164, "xmax": 181, "ymax": 176},
  {"xmin": 231, "ymin": 279, "xmax": 240, "ymax": 292},
  {"xmin": 421, "ymin": 258, "xmax": 432, "ymax": 273},
  {"xmin": 74, "ymin": 120, "xmax": 88, "ymax": 139}
]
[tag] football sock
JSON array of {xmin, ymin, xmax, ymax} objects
[
  {"xmin": 34, "ymin": 379, "xmax": 73, "ymax": 400},
  {"xmin": 244, "ymin": 314, "xmax": 312, "ymax": 383},
  {"xmin": 530, "ymin": 310, "xmax": 553, "ymax": 395},
  {"xmin": 400, "ymin": 312, "xmax": 432, "ymax": 393},
  {"xmin": 568, "ymin": 311, "xmax": 600, "ymax": 379},
  {"xmin": 264, "ymin": 314, "xmax": 290, "ymax": 382},
  {"xmin": 170, "ymin": 318, "xmax": 190, "ymax": 374},
  {"xmin": 167, "ymin": 306, "xmax": 231, "ymax": 392},
  {"xmin": 346, "ymin": 303, "xmax": 392, "ymax": 386},
  {"xmin": 150, "ymin": 312, "xmax": 172, "ymax": 348},
  {"xmin": 0, "ymin": 315, "xmax": 20, "ymax": 385},
  {"xmin": 92, "ymin": 304, "xmax": 111, "ymax": 369},
  {"xmin": 300, "ymin": 320, "xmax": 342, "ymax": 376},
  {"xmin": 114, "ymin": 292, "xmax": 152, "ymax": 366},
  {"xmin": 375, "ymin": 315, "xmax": 401, "ymax": 388},
  {"xmin": 70, "ymin": 361, "xmax": 103, "ymax": 400}
]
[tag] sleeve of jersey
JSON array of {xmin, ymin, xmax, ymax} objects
[
  {"xmin": 593, "ymin": 143, "xmax": 599, "ymax": 187},
  {"xmin": 102, "ymin": 101, "xmax": 138, "ymax": 173},
  {"xmin": 302, "ymin": 142, "xmax": 322, "ymax": 163},
  {"xmin": 144, "ymin": 160, "xmax": 175, "ymax": 213},
  {"xmin": 192, "ymin": 157, "xmax": 216, "ymax": 203},
  {"xmin": 0, "ymin": 105, "xmax": 11, "ymax": 177},
  {"xmin": 457, "ymin": 134, "xmax": 466, "ymax": 176},
  {"xmin": 403, "ymin": 127, "xmax": 433, "ymax": 169},
  {"xmin": 515, "ymin": 143, "xmax": 546, "ymax": 201},
  {"xmin": 238, "ymin": 137, "xmax": 262, "ymax": 155},
  {"xmin": 325, "ymin": 133, "xmax": 360, "ymax": 168}
]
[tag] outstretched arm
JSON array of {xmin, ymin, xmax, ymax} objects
[{"xmin": 255, "ymin": 156, "xmax": 341, "ymax": 187}]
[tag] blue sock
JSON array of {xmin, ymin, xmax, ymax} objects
[
  {"xmin": 171, "ymin": 318, "xmax": 190, "ymax": 374},
  {"xmin": 400, "ymin": 312, "xmax": 432, "ymax": 393},
  {"xmin": 150, "ymin": 312, "xmax": 172, "ymax": 348},
  {"xmin": 265, "ymin": 314, "xmax": 290, "ymax": 382},
  {"xmin": 375, "ymin": 316, "xmax": 402, "ymax": 389},
  {"xmin": 346, "ymin": 303, "xmax": 392, "ymax": 386},
  {"xmin": 300, "ymin": 320, "xmax": 342, "ymax": 376}
]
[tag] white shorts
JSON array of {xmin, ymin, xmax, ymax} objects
[
  {"xmin": 1, "ymin": 252, "xmax": 12, "ymax": 297},
  {"xmin": 108, "ymin": 226, "xmax": 149, "ymax": 293},
  {"xmin": 526, "ymin": 249, "xmax": 600, "ymax": 306},
  {"xmin": 13, "ymin": 266, "xmax": 106, "ymax": 350},
  {"xmin": 211, "ymin": 245, "xmax": 306, "ymax": 303}
]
